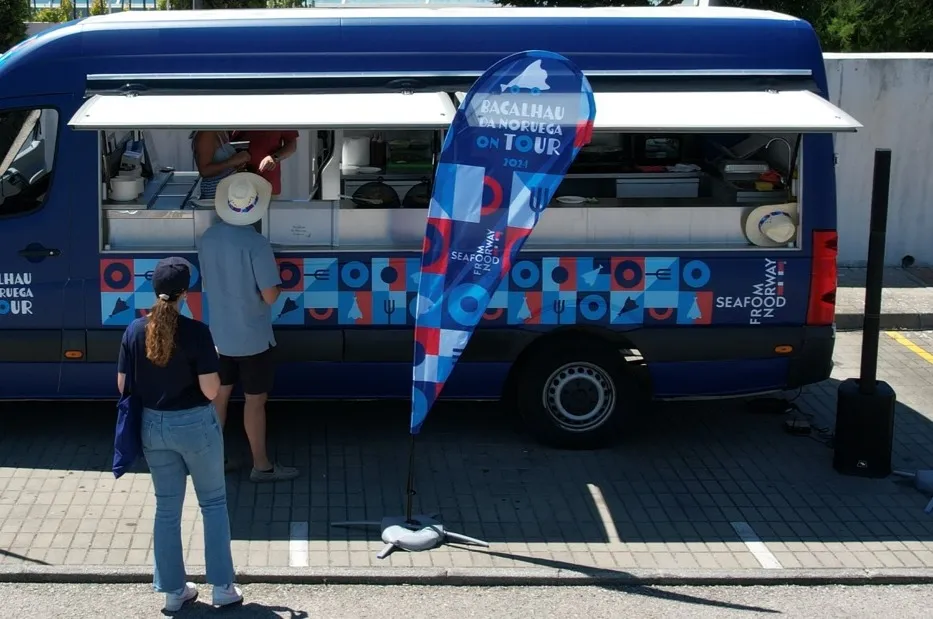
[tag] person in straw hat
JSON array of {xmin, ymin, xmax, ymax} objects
[{"xmin": 197, "ymin": 172, "xmax": 299, "ymax": 483}]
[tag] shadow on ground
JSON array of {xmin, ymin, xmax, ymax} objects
[{"xmin": 2, "ymin": 367, "xmax": 933, "ymax": 559}]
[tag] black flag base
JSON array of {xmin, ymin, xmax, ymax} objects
[{"xmin": 331, "ymin": 514, "xmax": 489, "ymax": 560}]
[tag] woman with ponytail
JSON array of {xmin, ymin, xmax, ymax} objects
[{"xmin": 116, "ymin": 257, "xmax": 243, "ymax": 612}]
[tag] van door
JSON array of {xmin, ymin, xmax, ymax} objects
[{"xmin": 0, "ymin": 100, "xmax": 68, "ymax": 393}]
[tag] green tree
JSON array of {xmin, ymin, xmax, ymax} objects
[
  {"xmin": 821, "ymin": 0, "xmax": 933, "ymax": 52},
  {"xmin": 33, "ymin": 0, "xmax": 76, "ymax": 23},
  {"xmin": 163, "ymin": 0, "xmax": 308, "ymax": 7},
  {"xmin": 500, "ymin": 1, "xmax": 683, "ymax": 6},
  {"xmin": 493, "ymin": 0, "xmax": 933, "ymax": 53},
  {"xmin": 0, "ymin": 0, "xmax": 30, "ymax": 54},
  {"xmin": 202, "ymin": 0, "xmax": 271, "ymax": 7},
  {"xmin": 157, "ymin": 0, "xmax": 197, "ymax": 9},
  {"xmin": 90, "ymin": 0, "xmax": 110, "ymax": 15}
]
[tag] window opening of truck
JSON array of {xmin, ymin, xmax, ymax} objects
[{"xmin": 69, "ymin": 81, "xmax": 857, "ymax": 255}]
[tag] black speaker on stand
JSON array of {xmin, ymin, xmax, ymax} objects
[{"xmin": 833, "ymin": 149, "xmax": 897, "ymax": 478}]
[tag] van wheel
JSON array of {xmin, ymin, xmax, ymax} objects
[{"xmin": 515, "ymin": 342, "xmax": 640, "ymax": 449}]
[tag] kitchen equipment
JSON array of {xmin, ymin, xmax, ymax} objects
[
  {"xmin": 351, "ymin": 181, "xmax": 400, "ymax": 209},
  {"xmin": 386, "ymin": 134, "xmax": 434, "ymax": 173},
  {"xmin": 616, "ymin": 174, "xmax": 699, "ymax": 199},
  {"xmin": 370, "ymin": 133, "xmax": 387, "ymax": 171},
  {"xmin": 120, "ymin": 146, "xmax": 143, "ymax": 176},
  {"xmin": 634, "ymin": 135, "xmax": 683, "ymax": 165},
  {"xmin": 340, "ymin": 193, "xmax": 382, "ymax": 205},
  {"xmin": 556, "ymin": 195, "xmax": 586, "ymax": 205},
  {"xmin": 403, "ymin": 181, "xmax": 431, "ymax": 209},
  {"xmin": 342, "ymin": 166, "xmax": 382, "ymax": 175},
  {"xmin": 719, "ymin": 159, "xmax": 769, "ymax": 176},
  {"xmin": 578, "ymin": 145, "xmax": 624, "ymax": 164},
  {"xmin": 342, "ymin": 137, "xmax": 371, "ymax": 168},
  {"xmin": 110, "ymin": 177, "xmax": 142, "ymax": 202},
  {"xmin": 711, "ymin": 177, "xmax": 787, "ymax": 205}
]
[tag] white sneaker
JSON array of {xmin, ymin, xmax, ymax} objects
[
  {"xmin": 212, "ymin": 584, "xmax": 244, "ymax": 607},
  {"xmin": 164, "ymin": 582, "xmax": 198, "ymax": 612}
]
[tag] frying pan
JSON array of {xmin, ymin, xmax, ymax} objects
[
  {"xmin": 351, "ymin": 181, "xmax": 400, "ymax": 209},
  {"xmin": 403, "ymin": 181, "xmax": 431, "ymax": 209}
]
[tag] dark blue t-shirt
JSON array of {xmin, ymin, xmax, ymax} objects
[{"xmin": 118, "ymin": 315, "xmax": 219, "ymax": 411}]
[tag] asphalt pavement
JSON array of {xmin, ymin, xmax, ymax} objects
[{"xmin": 2, "ymin": 583, "xmax": 933, "ymax": 618}]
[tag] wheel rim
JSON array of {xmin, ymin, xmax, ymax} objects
[{"xmin": 542, "ymin": 362, "xmax": 616, "ymax": 433}]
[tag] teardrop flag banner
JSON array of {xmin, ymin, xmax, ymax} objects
[{"xmin": 411, "ymin": 50, "xmax": 596, "ymax": 435}]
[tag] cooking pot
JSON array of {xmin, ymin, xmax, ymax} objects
[
  {"xmin": 342, "ymin": 137, "xmax": 371, "ymax": 168},
  {"xmin": 110, "ymin": 177, "xmax": 142, "ymax": 202}
]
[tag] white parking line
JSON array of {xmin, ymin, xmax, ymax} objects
[
  {"xmin": 730, "ymin": 521, "xmax": 782, "ymax": 569},
  {"xmin": 289, "ymin": 521, "xmax": 309, "ymax": 567},
  {"xmin": 586, "ymin": 483, "xmax": 621, "ymax": 544}
]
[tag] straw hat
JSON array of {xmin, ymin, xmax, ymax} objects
[
  {"xmin": 214, "ymin": 172, "xmax": 272, "ymax": 226},
  {"xmin": 745, "ymin": 202, "xmax": 799, "ymax": 247}
]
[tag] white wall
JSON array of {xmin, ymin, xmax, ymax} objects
[{"xmin": 826, "ymin": 54, "xmax": 933, "ymax": 266}]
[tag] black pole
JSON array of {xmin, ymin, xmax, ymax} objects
[
  {"xmin": 404, "ymin": 434, "xmax": 416, "ymax": 523},
  {"xmin": 859, "ymin": 149, "xmax": 892, "ymax": 395}
]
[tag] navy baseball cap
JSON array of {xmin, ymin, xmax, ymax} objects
[{"xmin": 152, "ymin": 257, "xmax": 190, "ymax": 301}]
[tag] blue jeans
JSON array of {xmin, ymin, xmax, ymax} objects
[{"xmin": 142, "ymin": 403, "xmax": 235, "ymax": 592}]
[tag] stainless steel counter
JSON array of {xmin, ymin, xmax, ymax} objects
[
  {"xmin": 103, "ymin": 171, "xmax": 207, "ymax": 250},
  {"xmin": 101, "ymin": 170, "xmax": 795, "ymax": 252},
  {"xmin": 101, "ymin": 171, "xmax": 199, "ymax": 211}
]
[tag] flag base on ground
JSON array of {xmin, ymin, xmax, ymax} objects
[{"xmin": 331, "ymin": 515, "xmax": 488, "ymax": 560}]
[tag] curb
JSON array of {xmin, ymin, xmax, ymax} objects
[
  {"xmin": 4, "ymin": 564, "xmax": 933, "ymax": 586},
  {"xmin": 835, "ymin": 313, "xmax": 933, "ymax": 331}
]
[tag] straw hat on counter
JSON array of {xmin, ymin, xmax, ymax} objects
[
  {"xmin": 215, "ymin": 172, "xmax": 272, "ymax": 226},
  {"xmin": 745, "ymin": 202, "xmax": 799, "ymax": 247}
]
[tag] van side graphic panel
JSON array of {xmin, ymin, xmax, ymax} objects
[{"xmin": 96, "ymin": 255, "xmax": 806, "ymax": 328}]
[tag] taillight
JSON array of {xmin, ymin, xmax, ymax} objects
[{"xmin": 807, "ymin": 230, "xmax": 838, "ymax": 326}]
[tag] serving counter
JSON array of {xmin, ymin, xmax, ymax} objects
[{"xmin": 100, "ymin": 169, "xmax": 792, "ymax": 252}]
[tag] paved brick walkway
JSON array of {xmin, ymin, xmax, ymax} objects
[{"xmin": 3, "ymin": 330, "xmax": 933, "ymax": 575}]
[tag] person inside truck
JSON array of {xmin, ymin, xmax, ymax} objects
[
  {"xmin": 197, "ymin": 171, "xmax": 299, "ymax": 484},
  {"xmin": 230, "ymin": 129, "xmax": 298, "ymax": 197},
  {"xmin": 191, "ymin": 130, "xmax": 251, "ymax": 200}
]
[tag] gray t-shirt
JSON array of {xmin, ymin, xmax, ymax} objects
[{"xmin": 197, "ymin": 221, "xmax": 281, "ymax": 357}]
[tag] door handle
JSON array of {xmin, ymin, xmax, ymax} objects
[{"xmin": 18, "ymin": 242, "xmax": 61, "ymax": 263}]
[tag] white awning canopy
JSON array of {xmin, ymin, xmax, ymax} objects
[
  {"xmin": 69, "ymin": 92, "xmax": 457, "ymax": 130},
  {"xmin": 455, "ymin": 89, "xmax": 861, "ymax": 133}
]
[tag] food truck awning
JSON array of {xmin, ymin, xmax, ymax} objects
[
  {"xmin": 68, "ymin": 92, "xmax": 458, "ymax": 130},
  {"xmin": 454, "ymin": 89, "xmax": 862, "ymax": 133}
]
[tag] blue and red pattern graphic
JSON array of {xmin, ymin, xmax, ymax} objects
[
  {"xmin": 99, "ymin": 254, "xmax": 800, "ymax": 328},
  {"xmin": 100, "ymin": 258, "xmax": 204, "ymax": 325},
  {"xmin": 97, "ymin": 254, "xmax": 740, "ymax": 328},
  {"xmin": 410, "ymin": 51, "xmax": 596, "ymax": 435}
]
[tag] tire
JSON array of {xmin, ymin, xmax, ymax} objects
[{"xmin": 515, "ymin": 341, "xmax": 642, "ymax": 449}]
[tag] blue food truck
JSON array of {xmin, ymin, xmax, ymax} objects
[{"xmin": 0, "ymin": 7, "xmax": 860, "ymax": 447}]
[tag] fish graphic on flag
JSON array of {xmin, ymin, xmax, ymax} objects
[{"xmin": 410, "ymin": 50, "xmax": 596, "ymax": 434}]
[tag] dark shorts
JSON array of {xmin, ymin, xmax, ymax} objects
[{"xmin": 218, "ymin": 347, "xmax": 276, "ymax": 395}]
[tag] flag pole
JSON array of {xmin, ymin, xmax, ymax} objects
[{"xmin": 404, "ymin": 434, "xmax": 416, "ymax": 523}]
